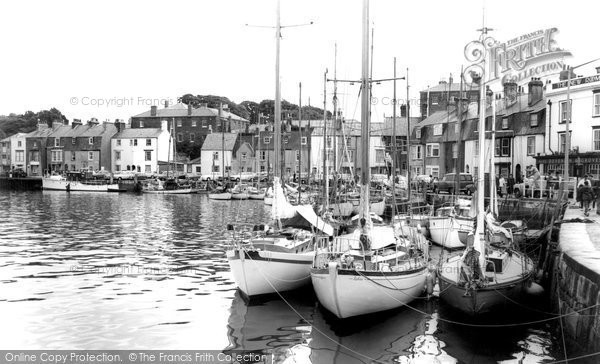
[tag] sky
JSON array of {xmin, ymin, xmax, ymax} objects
[{"xmin": 1, "ymin": 0, "xmax": 599, "ymax": 124}]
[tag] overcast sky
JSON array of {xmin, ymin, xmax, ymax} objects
[{"xmin": 1, "ymin": 0, "xmax": 598, "ymax": 124}]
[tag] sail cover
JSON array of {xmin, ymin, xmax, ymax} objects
[
  {"xmin": 285, "ymin": 205, "xmax": 334, "ymax": 236},
  {"xmin": 271, "ymin": 177, "xmax": 296, "ymax": 220}
]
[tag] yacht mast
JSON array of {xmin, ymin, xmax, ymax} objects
[
  {"xmin": 273, "ymin": 0, "xmax": 282, "ymax": 181},
  {"xmin": 475, "ymin": 29, "xmax": 488, "ymax": 271},
  {"xmin": 360, "ymin": 0, "xmax": 371, "ymax": 222},
  {"xmin": 323, "ymin": 69, "xmax": 329, "ymax": 208},
  {"xmin": 392, "ymin": 57, "xmax": 397, "ymax": 218}
]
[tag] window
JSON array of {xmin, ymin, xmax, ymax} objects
[
  {"xmin": 416, "ymin": 128, "xmax": 421, "ymax": 139},
  {"xmin": 375, "ymin": 150, "xmax": 385, "ymax": 163},
  {"xmin": 51, "ymin": 150, "xmax": 62, "ymax": 162},
  {"xmin": 426, "ymin": 143, "xmax": 440, "ymax": 157},
  {"xmin": 431, "ymin": 95, "xmax": 439, "ymax": 105},
  {"xmin": 433, "ymin": 124, "xmax": 442, "ymax": 136},
  {"xmin": 452, "ymin": 143, "xmax": 458, "ymax": 159},
  {"xmin": 284, "ymin": 136, "xmax": 289, "ymax": 144},
  {"xmin": 264, "ymin": 137, "xmax": 271, "ymax": 144},
  {"xmin": 177, "ymin": 120, "xmax": 182, "ymax": 127},
  {"xmin": 117, "ymin": 140, "xmax": 121, "ymax": 146},
  {"xmin": 190, "ymin": 133, "xmax": 195, "ymax": 142},
  {"xmin": 146, "ymin": 139, "xmax": 152, "ymax": 146},
  {"xmin": 115, "ymin": 165, "xmax": 121, "ymax": 172},
  {"xmin": 17, "ymin": 141, "xmax": 22, "ymax": 147},
  {"xmin": 115, "ymin": 151, "xmax": 121, "ymax": 160},
  {"xmin": 530, "ymin": 113, "xmax": 539, "ymax": 127},
  {"xmin": 140, "ymin": 121, "xmax": 144, "ymax": 128},
  {"xmin": 326, "ymin": 136, "xmax": 332, "ymax": 149},
  {"xmin": 89, "ymin": 137, "xmax": 94, "ymax": 144},
  {"xmin": 241, "ymin": 152, "xmax": 247, "ymax": 161},
  {"xmin": 71, "ymin": 151, "xmax": 76, "ymax": 161},
  {"xmin": 594, "ymin": 93, "xmax": 600, "ymax": 116},
  {"xmin": 30, "ymin": 151, "xmax": 39, "ymax": 162},
  {"xmin": 192, "ymin": 120, "xmax": 197, "ymax": 127},
  {"xmin": 134, "ymin": 139, "xmax": 138, "ymax": 146},
  {"xmin": 295, "ymin": 150, "xmax": 300, "ymax": 161},
  {"xmin": 15, "ymin": 151, "xmax": 24, "ymax": 162},
  {"xmin": 559, "ymin": 100, "xmax": 571, "ymax": 123},
  {"xmin": 212, "ymin": 165, "xmax": 220, "ymax": 172},
  {"xmin": 260, "ymin": 165, "xmax": 266, "ymax": 173},
  {"xmin": 426, "ymin": 165, "xmax": 440, "ymax": 178},
  {"xmin": 494, "ymin": 138, "xmax": 511, "ymax": 157},
  {"xmin": 145, "ymin": 151, "xmax": 151, "ymax": 161},
  {"xmin": 301, "ymin": 137, "xmax": 307, "ymax": 145},
  {"xmin": 88, "ymin": 152, "xmax": 94, "ymax": 160},
  {"xmin": 527, "ymin": 136, "xmax": 536, "ymax": 155},
  {"xmin": 145, "ymin": 165, "xmax": 151, "ymax": 173},
  {"xmin": 558, "ymin": 132, "xmax": 571, "ymax": 153},
  {"xmin": 213, "ymin": 152, "xmax": 219, "ymax": 161},
  {"xmin": 260, "ymin": 151, "xmax": 266, "ymax": 160},
  {"xmin": 454, "ymin": 123, "xmax": 460, "ymax": 134},
  {"xmin": 594, "ymin": 128, "xmax": 600, "ymax": 151},
  {"xmin": 474, "ymin": 140, "xmax": 479, "ymax": 156},
  {"xmin": 54, "ymin": 138, "xmax": 60, "ymax": 147},
  {"xmin": 177, "ymin": 133, "xmax": 183, "ymax": 142},
  {"xmin": 129, "ymin": 139, "xmax": 133, "ymax": 146},
  {"xmin": 412, "ymin": 145, "xmax": 422, "ymax": 160},
  {"xmin": 502, "ymin": 117, "xmax": 509, "ymax": 129},
  {"xmin": 201, "ymin": 119, "xmax": 207, "ymax": 128}
]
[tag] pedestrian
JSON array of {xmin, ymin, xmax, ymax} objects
[
  {"xmin": 507, "ymin": 174, "xmax": 515, "ymax": 196},
  {"xmin": 581, "ymin": 180, "xmax": 596, "ymax": 216},
  {"xmin": 498, "ymin": 175, "xmax": 507, "ymax": 197}
]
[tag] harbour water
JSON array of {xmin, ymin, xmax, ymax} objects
[{"xmin": 0, "ymin": 191, "xmax": 564, "ymax": 363}]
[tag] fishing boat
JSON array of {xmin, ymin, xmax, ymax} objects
[
  {"xmin": 428, "ymin": 205, "xmax": 473, "ymax": 249},
  {"xmin": 226, "ymin": 177, "xmax": 333, "ymax": 297},
  {"xmin": 437, "ymin": 33, "xmax": 535, "ymax": 316},
  {"xmin": 247, "ymin": 186, "xmax": 266, "ymax": 200},
  {"xmin": 231, "ymin": 184, "xmax": 250, "ymax": 200},
  {"xmin": 310, "ymin": 1, "xmax": 429, "ymax": 319},
  {"xmin": 141, "ymin": 178, "xmax": 193, "ymax": 194},
  {"xmin": 42, "ymin": 173, "xmax": 119, "ymax": 192},
  {"xmin": 209, "ymin": 187, "xmax": 232, "ymax": 200}
]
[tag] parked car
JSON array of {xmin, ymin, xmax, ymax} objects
[
  {"xmin": 200, "ymin": 172, "xmax": 221, "ymax": 181},
  {"xmin": 230, "ymin": 172, "xmax": 256, "ymax": 182},
  {"xmin": 112, "ymin": 171, "xmax": 136, "ymax": 180},
  {"xmin": 433, "ymin": 173, "xmax": 475, "ymax": 195},
  {"xmin": 10, "ymin": 168, "xmax": 27, "ymax": 178}
]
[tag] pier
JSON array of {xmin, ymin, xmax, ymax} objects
[{"xmin": 549, "ymin": 203, "xmax": 600, "ymax": 357}]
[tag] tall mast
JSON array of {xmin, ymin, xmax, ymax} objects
[
  {"xmin": 455, "ymin": 66, "xmax": 464, "ymax": 196},
  {"xmin": 475, "ymin": 28, "xmax": 488, "ymax": 271},
  {"xmin": 406, "ymin": 68, "xmax": 411, "ymax": 207},
  {"xmin": 360, "ymin": 0, "xmax": 371, "ymax": 222},
  {"xmin": 332, "ymin": 43, "xmax": 338, "ymax": 199},
  {"xmin": 392, "ymin": 57, "xmax": 397, "ymax": 218},
  {"xmin": 220, "ymin": 103, "xmax": 224, "ymax": 182},
  {"xmin": 273, "ymin": 0, "xmax": 282, "ymax": 180},
  {"xmin": 323, "ymin": 69, "xmax": 329, "ymax": 208},
  {"xmin": 298, "ymin": 82, "xmax": 302, "ymax": 201}
]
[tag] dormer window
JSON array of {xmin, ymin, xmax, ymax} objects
[
  {"xmin": 263, "ymin": 137, "xmax": 271, "ymax": 144},
  {"xmin": 530, "ymin": 113, "xmax": 539, "ymax": 127},
  {"xmin": 89, "ymin": 137, "xmax": 94, "ymax": 145},
  {"xmin": 416, "ymin": 128, "xmax": 421, "ymax": 139},
  {"xmin": 140, "ymin": 120, "xmax": 144, "ymax": 128},
  {"xmin": 502, "ymin": 117, "xmax": 509, "ymax": 130},
  {"xmin": 433, "ymin": 124, "xmax": 442, "ymax": 136},
  {"xmin": 54, "ymin": 138, "xmax": 60, "ymax": 147}
]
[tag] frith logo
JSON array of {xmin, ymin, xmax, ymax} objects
[{"xmin": 487, "ymin": 28, "xmax": 572, "ymax": 84}]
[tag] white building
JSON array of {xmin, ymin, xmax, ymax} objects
[
  {"xmin": 1, "ymin": 133, "xmax": 27, "ymax": 172},
  {"xmin": 200, "ymin": 133, "xmax": 238, "ymax": 179},
  {"xmin": 541, "ymin": 67, "xmax": 600, "ymax": 176},
  {"xmin": 111, "ymin": 120, "xmax": 171, "ymax": 173}
]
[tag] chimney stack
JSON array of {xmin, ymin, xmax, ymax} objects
[
  {"xmin": 187, "ymin": 103, "xmax": 192, "ymax": 116},
  {"xmin": 37, "ymin": 122, "xmax": 48, "ymax": 131},
  {"xmin": 72, "ymin": 119, "xmax": 82, "ymax": 129},
  {"xmin": 151, "ymin": 105, "xmax": 157, "ymax": 116},
  {"xmin": 559, "ymin": 66, "xmax": 576, "ymax": 81},
  {"xmin": 528, "ymin": 77, "xmax": 544, "ymax": 106},
  {"xmin": 88, "ymin": 117, "xmax": 99, "ymax": 126},
  {"xmin": 503, "ymin": 81, "xmax": 518, "ymax": 106},
  {"xmin": 596, "ymin": 66, "xmax": 600, "ymax": 74},
  {"xmin": 400, "ymin": 104, "xmax": 407, "ymax": 117},
  {"xmin": 52, "ymin": 121, "xmax": 63, "ymax": 130},
  {"xmin": 115, "ymin": 119, "xmax": 126, "ymax": 132},
  {"xmin": 164, "ymin": 100, "xmax": 169, "ymax": 108}
]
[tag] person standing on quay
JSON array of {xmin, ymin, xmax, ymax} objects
[{"xmin": 580, "ymin": 180, "xmax": 596, "ymax": 216}]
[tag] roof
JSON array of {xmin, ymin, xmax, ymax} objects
[
  {"xmin": 25, "ymin": 128, "xmax": 53, "ymax": 138},
  {"xmin": 201, "ymin": 133, "xmax": 238, "ymax": 151},
  {"xmin": 421, "ymin": 82, "xmax": 480, "ymax": 93},
  {"xmin": 48, "ymin": 124, "xmax": 118, "ymax": 138},
  {"xmin": 113, "ymin": 128, "xmax": 164, "ymax": 139},
  {"xmin": 132, "ymin": 102, "xmax": 248, "ymax": 122}
]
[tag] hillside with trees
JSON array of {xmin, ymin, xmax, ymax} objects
[{"xmin": 0, "ymin": 108, "xmax": 68, "ymax": 138}]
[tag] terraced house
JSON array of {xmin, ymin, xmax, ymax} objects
[{"xmin": 46, "ymin": 119, "xmax": 117, "ymax": 173}]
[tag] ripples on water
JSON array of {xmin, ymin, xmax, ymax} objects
[{"xmin": 0, "ymin": 191, "xmax": 561, "ymax": 362}]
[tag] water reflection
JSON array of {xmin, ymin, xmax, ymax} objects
[{"xmin": 0, "ymin": 191, "xmax": 561, "ymax": 363}]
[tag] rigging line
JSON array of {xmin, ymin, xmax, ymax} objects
[{"xmin": 549, "ymin": 351, "xmax": 600, "ymax": 364}]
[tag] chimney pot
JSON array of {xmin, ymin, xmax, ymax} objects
[
  {"xmin": 596, "ymin": 66, "xmax": 600, "ymax": 74},
  {"xmin": 164, "ymin": 100, "xmax": 169, "ymax": 108},
  {"xmin": 151, "ymin": 105, "xmax": 157, "ymax": 116}
]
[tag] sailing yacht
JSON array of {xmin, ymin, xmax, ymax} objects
[
  {"xmin": 310, "ymin": 0, "xmax": 429, "ymax": 319},
  {"xmin": 437, "ymin": 30, "xmax": 535, "ymax": 316}
]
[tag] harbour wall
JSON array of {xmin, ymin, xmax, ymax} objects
[{"xmin": 551, "ymin": 206, "xmax": 600, "ymax": 357}]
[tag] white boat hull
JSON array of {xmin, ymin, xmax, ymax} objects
[
  {"xmin": 264, "ymin": 197, "xmax": 273, "ymax": 205},
  {"xmin": 428, "ymin": 217, "xmax": 466, "ymax": 249},
  {"xmin": 226, "ymin": 249, "xmax": 313, "ymax": 297},
  {"xmin": 248, "ymin": 193, "xmax": 265, "ymax": 200},
  {"xmin": 142, "ymin": 188, "xmax": 193, "ymax": 194},
  {"xmin": 209, "ymin": 192, "xmax": 232, "ymax": 200},
  {"xmin": 42, "ymin": 178, "xmax": 118, "ymax": 192},
  {"xmin": 311, "ymin": 262, "xmax": 427, "ymax": 318},
  {"xmin": 231, "ymin": 193, "xmax": 249, "ymax": 200}
]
